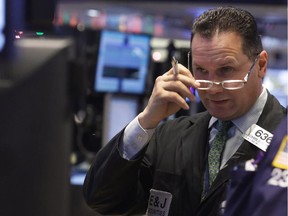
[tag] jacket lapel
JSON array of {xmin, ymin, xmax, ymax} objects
[{"xmin": 181, "ymin": 112, "xmax": 211, "ymax": 207}]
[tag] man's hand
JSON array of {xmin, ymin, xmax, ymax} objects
[{"xmin": 138, "ymin": 63, "xmax": 200, "ymax": 129}]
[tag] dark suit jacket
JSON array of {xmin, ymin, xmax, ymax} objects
[{"xmin": 83, "ymin": 92, "xmax": 287, "ymax": 216}]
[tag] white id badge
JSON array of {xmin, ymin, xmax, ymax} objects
[
  {"xmin": 146, "ymin": 189, "xmax": 172, "ymax": 216},
  {"xmin": 242, "ymin": 124, "xmax": 274, "ymax": 152}
]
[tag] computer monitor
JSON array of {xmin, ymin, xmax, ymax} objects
[
  {"xmin": 94, "ymin": 30, "xmax": 151, "ymax": 94},
  {"xmin": 0, "ymin": 0, "xmax": 5, "ymax": 53},
  {"xmin": 0, "ymin": 0, "xmax": 13, "ymax": 60},
  {"xmin": 0, "ymin": 38, "xmax": 74, "ymax": 216},
  {"xmin": 0, "ymin": 0, "xmax": 25, "ymax": 61}
]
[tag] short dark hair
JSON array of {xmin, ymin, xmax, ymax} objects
[{"xmin": 191, "ymin": 6, "xmax": 263, "ymax": 60}]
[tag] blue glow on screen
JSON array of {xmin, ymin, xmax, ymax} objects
[
  {"xmin": 0, "ymin": 0, "xmax": 5, "ymax": 52},
  {"xmin": 95, "ymin": 30, "xmax": 151, "ymax": 94}
]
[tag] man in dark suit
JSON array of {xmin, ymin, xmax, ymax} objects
[
  {"xmin": 223, "ymin": 115, "xmax": 287, "ymax": 216},
  {"xmin": 83, "ymin": 6, "xmax": 287, "ymax": 216}
]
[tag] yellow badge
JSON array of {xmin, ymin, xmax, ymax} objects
[{"xmin": 272, "ymin": 135, "xmax": 288, "ymax": 169}]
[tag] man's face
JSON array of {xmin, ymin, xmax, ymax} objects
[{"xmin": 191, "ymin": 32, "xmax": 265, "ymax": 121}]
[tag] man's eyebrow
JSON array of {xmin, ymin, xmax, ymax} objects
[
  {"xmin": 217, "ymin": 57, "xmax": 238, "ymax": 65},
  {"xmin": 192, "ymin": 63, "xmax": 202, "ymax": 67},
  {"xmin": 192, "ymin": 61, "xmax": 236, "ymax": 69}
]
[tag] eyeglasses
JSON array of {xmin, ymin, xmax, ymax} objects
[{"xmin": 187, "ymin": 52, "xmax": 259, "ymax": 90}]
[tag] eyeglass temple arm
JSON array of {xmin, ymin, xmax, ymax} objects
[{"xmin": 244, "ymin": 54, "xmax": 260, "ymax": 82}]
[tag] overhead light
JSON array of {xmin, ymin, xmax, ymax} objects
[
  {"xmin": 152, "ymin": 51, "xmax": 162, "ymax": 61},
  {"xmin": 86, "ymin": 9, "xmax": 100, "ymax": 18}
]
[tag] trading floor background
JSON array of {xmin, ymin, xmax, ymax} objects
[{"xmin": 0, "ymin": 0, "xmax": 286, "ymax": 215}]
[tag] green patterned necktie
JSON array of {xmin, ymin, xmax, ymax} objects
[{"xmin": 208, "ymin": 120, "xmax": 232, "ymax": 187}]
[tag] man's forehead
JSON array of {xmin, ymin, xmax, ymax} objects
[{"xmin": 191, "ymin": 32, "xmax": 244, "ymax": 55}]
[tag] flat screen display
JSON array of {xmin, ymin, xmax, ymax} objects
[
  {"xmin": 94, "ymin": 30, "xmax": 151, "ymax": 94},
  {"xmin": 0, "ymin": 0, "xmax": 5, "ymax": 53}
]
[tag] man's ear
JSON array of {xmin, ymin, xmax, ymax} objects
[{"xmin": 258, "ymin": 50, "xmax": 268, "ymax": 78}]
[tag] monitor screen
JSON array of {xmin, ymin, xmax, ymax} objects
[
  {"xmin": 94, "ymin": 30, "xmax": 151, "ymax": 94},
  {"xmin": 0, "ymin": 0, "xmax": 5, "ymax": 53},
  {"xmin": 0, "ymin": 0, "xmax": 23, "ymax": 61}
]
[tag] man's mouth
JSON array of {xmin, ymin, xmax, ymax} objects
[{"xmin": 209, "ymin": 98, "xmax": 230, "ymax": 104}]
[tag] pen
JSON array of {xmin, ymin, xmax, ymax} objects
[{"xmin": 171, "ymin": 56, "xmax": 179, "ymax": 75}]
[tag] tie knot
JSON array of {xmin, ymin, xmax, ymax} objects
[{"xmin": 217, "ymin": 120, "xmax": 232, "ymax": 135}]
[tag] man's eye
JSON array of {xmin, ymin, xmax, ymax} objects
[
  {"xmin": 220, "ymin": 67, "xmax": 234, "ymax": 73},
  {"xmin": 194, "ymin": 68, "xmax": 207, "ymax": 74}
]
